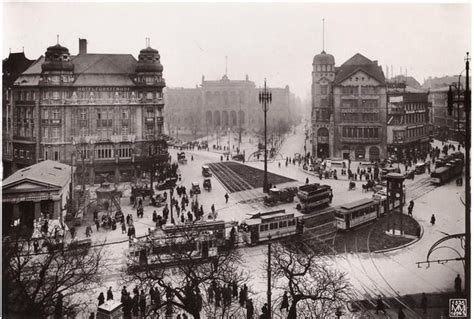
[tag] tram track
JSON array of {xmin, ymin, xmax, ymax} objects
[{"xmin": 405, "ymin": 177, "xmax": 438, "ymax": 201}]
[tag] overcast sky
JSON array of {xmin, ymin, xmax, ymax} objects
[{"xmin": 3, "ymin": 2, "xmax": 471, "ymax": 99}]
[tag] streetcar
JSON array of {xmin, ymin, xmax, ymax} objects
[
  {"xmin": 430, "ymin": 157, "xmax": 464, "ymax": 185},
  {"xmin": 335, "ymin": 198, "xmax": 380, "ymax": 231},
  {"xmin": 296, "ymin": 183, "xmax": 333, "ymax": 213},
  {"xmin": 127, "ymin": 220, "xmax": 227, "ymax": 272},
  {"xmin": 240, "ymin": 210, "xmax": 302, "ymax": 245}
]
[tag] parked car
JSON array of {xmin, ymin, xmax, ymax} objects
[
  {"xmin": 190, "ymin": 182, "xmax": 201, "ymax": 195},
  {"xmin": 202, "ymin": 165, "xmax": 212, "ymax": 177},
  {"xmin": 203, "ymin": 178, "xmax": 212, "ymax": 191},
  {"xmin": 414, "ymin": 163, "xmax": 426, "ymax": 174}
]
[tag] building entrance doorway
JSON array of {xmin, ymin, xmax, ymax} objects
[
  {"xmin": 19, "ymin": 201, "xmax": 35, "ymax": 229},
  {"xmin": 317, "ymin": 143, "xmax": 329, "ymax": 159}
]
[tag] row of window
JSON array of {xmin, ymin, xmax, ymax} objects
[
  {"xmin": 15, "ymin": 90, "xmax": 163, "ymax": 102},
  {"xmin": 341, "ymin": 99, "xmax": 378, "ymax": 108},
  {"xmin": 342, "ymin": 127, "xmax": 380, "ymax": 138},
  {"xmin": 406, "ymin": 113, "xmax": 427, "ymax": 124},
  {"xmin": 407, "ymin": 127, "xmax": 425, "ymax": 138},
  {"xmin": 315, "ymin": 64, "xmax": 334, "ymax": 72},
  {"xmin": 259, "ymin": 219, "xmax": 296, "ymax": 232},
  {"xmin": 341, "ymin": 113, "xmax": 379, "ymax": 122},
  {"xmin": 340, "ymin": 86, "xmax": 378, "ymax": 95}
]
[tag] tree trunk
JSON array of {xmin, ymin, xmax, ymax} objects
[{"xmin": 287, "ymin": 300, "xmax": 298, "ymax": 319}]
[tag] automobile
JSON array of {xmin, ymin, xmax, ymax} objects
[
  {"xmin": 156, "ymin": 177, "xmax": 178, "ymax": 190},
  {"xmin": 190, "ymin": 182, "xmax": 201, "ymax": 195},
  {"xmin": 202, "ymin": 165, "xmax": 212, "ymax": 177},
  {"xmin": 203, "ymin": 178, "xmax": 212, "ymax": 191},
  {"xmin": 264, "ymin": 187, "xmax": 297, "ymax": 206},
  {"xmin": 414, "ymin": 163, "xmax": 426, "ymax": 174},
  {"xmin": 232, "ymin": 154, "xmax": 245, "ymax": 162}
]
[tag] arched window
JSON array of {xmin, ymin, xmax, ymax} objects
[{"xmin": 355, "ymin": 146, "xmax": 366, "ymax": 160}]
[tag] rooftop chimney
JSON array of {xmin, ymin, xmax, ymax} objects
[{"xmin": 79, "ymin": 38, "xmax": 87, "ymax": 55}]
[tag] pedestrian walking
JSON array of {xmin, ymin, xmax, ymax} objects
[
  {"xmin": 98, "ymin": 292, "xmax": 105, "ymax": 306},
  {"xmin": 85, "ymin": 224, "xmax": 93, "ymax": 237},
  {"xmin": 139, "ymin": 290, "xmax": 146, "ymax": 316},
  {"xmin": 95, "ymin": 218, "xmax": 100, "ymax": 231},
  {"xmin": 107, "ymin": 287, "xmax": 114, "ymax": 301},
  {"xmin": 430, "ymin": 214, "xmax": 436, "ymax": 226},
  {"xmin": 305, "ymin": 177, "xmax": 309, "ymax": 185},
  {"xmin": 455, "ymin": 274, "xmax": 462, "ymax": 293},
  {"xmin": 408, "ymin": 200, "xmax": 414, "ymax": 217},
  {"xmin": 375, "ymin": 296, "xmax": 386, "ymax": 314},
  {"xmin": 280, "ymin": 291, "xmax": 289, "ymax": 312},
  {"xmin": 246, "ymin": 299, "xmax": 254, "ymax": 319},
  {"xmin": 420, "ymin": 293, "xmax": 427, "ymax": 314},
  {"xmin": 225, "ymin": 193, "xmax": 229, "ymax": 203}
]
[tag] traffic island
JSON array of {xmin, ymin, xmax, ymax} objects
[
  {"xmin": 333, "ymin": 213, "xmax": 421, "ymax": 254},
  {"xmin": 368, "ymin": 213, "xmax": 421, "ymax": 252}
]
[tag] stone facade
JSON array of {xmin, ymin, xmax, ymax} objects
[
  {"xmin": 164, "ymin": 75, "xmax": 299, "ymax": 141},
  {"xmin": 387, "ymin": 88, "xmax": 432, "ymax": 160},
  {"xmin": 8, "ymin": 39, "xmax": 167, "ymax": 184},
  {"xmin": 311, "ymin": 52, "xmax": 387, "ymax": 161},
  {"xmin": 429, "ymin": 87, "xmax": 466, "ymax": 141}
]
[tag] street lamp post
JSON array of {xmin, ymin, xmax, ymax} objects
[{"xmin": 259, "ymin": 79, "xmax": 272, "ymax": 193}]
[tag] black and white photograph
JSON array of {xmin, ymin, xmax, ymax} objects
[{"xmin": 1, "ymin": 2, "xmax": 471, "ymax": 318}]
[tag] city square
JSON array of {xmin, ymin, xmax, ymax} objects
[{"xmin": 2, "ymin": 3, "xmax": 471, "ymax": 319}]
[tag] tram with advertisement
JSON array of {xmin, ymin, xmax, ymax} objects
[
  {"xmin": 127, "ymin": 220, "xmax": 228, "ymax": 272},
  {"xmin": 335, "ymin": 198, "xmax": 381, "ymax": 231}
]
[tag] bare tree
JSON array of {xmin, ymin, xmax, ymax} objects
[
  {"xmin": 3, "ymin": 233, "xmax": 106, "ymax": 318},
  {"xmin": 124, "ymin": 223, "xmax": 248, "ymax": 318},
  {"xmin": 270, "ymin": 243, "xmax": 350, "ymax": 319}
]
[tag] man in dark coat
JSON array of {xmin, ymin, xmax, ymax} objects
[
  {"xmin": 107, "ymin": 287, "xmax": 113, "ymax": 300},
  {"xmin": 455, "ymin": 274, "xmax": 462, "ymax": 293},
  {"xmin": 98, "ymin": 292, "xmax": 105, "ymax": 306},
  {"xmin": 280, "ymin": 291, "xmax": 289, "ymax": 312}
]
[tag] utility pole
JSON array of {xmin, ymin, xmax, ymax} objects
[
  {"xmin": 267, "ymin": 235, "xmax": 272, "ymax": 319},
  {"xmin": 259, "ymin": 79, "xmax": 272, "ymax": 193},
  {"xmin": 464, "ymin": 52, "xmax": 471, "ymax": 311},
  {"xmin": 239, "ymin": 97, "xmax": 242, "ymax": 151}
]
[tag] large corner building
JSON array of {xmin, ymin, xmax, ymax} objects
[
  {"xmin": 311, "ymin": 51, "xmax": 387, "ymax": 161},
  {"xmin": 5, "ymin": 39, "xmax": 168, "ymax": 184}
]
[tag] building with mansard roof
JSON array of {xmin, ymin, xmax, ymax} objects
[
  {"xmin": 6, "ymin": 38, "xmax": 168, "ymax": 184},
  {"xmin": 311, "ymin": 52, "xmax": 387, "ymax": 161},
  {"xmin": 164, "ymin": 74, "xmax": 300, "ymax": 143}
]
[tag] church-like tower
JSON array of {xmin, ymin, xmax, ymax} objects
[{"xmin": 311, "ymin": 49, "xmax": 335, "ymax": 158}]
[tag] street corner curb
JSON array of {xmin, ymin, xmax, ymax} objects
[{"xmin": 372, "ymin": 218, "xmax": 424, "ymax": 254}]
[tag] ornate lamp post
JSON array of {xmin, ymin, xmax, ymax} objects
[{"xmin": 259, "ymin": 79, "xmax": 272, "ymax": 193}]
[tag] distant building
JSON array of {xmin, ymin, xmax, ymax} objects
[
  {"xmin": 429, "ymin": 86, "xmax": 466, "ymax": 141},
  {"xmin": 164, "ymin": 75, "xmax": 299, "ymax": 142},
  {"xmin": 386, "ymin": 85, "xmax": 432, "ymax": 160},
  {"xmin": 7, "ymin": 38, "xmax": 168, "ymax": 184},
  {"xmin": 2, "ymin": 160, "xmax": 73, "ymax": 234},
  {"xmin": 311, "ymin": 52, "xmax": 387, "ymax": 161},
  {"xmin": 3, "ymin": 51, "xmax": 35, "ymax": 178}
]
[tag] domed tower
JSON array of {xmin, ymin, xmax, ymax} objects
[
  {"xmin": 40, "ymin": 41, "xmax": 74, "ymax": 84},
  {"xmin": 135, "ymin": 39, "xmax": 166, "ymax": 142},
  {"xmin": 311, "ymin": 50, "xmax": 335, "ymax": 159}
]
